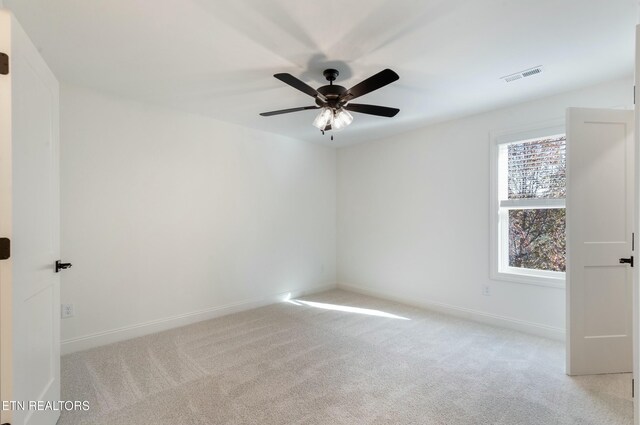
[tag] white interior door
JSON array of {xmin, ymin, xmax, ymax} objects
[
  {"xmin": 0, "ymin": 10, "xmax": 11, "ymax": 425},
  {"xmin": 566, "ymin": 107, "xmax": 634, "ymax": 376},
  {"xmin": 0, "ymin": 10, "xmax": 61, "ymax": 425},
  {"xmin": 634, "ymin": 24, "xmax": 640, "ymax": 425}
]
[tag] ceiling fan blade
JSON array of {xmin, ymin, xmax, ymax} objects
[
  {"xmin": 259, "ymin": 106, "xmax": 320, "ymax": 117},
  {"xmin": 274, "ymin": 73, "xmax": 327, "ymax": 101},
  {"xmin": 345, "ymin": 103, "xmax": 399, "ymax": 117},
  {"xmin": 341, "ymin": 69, "xmax": 399, "ymax": 101}
]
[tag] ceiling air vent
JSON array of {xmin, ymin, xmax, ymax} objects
[
  {"xmin": 501, "ymin": 66, "xmax": 543, "ymax": 83},
  {"xmin": 503, "ymin": 74, "xmax": 522, "ymax": 82}
]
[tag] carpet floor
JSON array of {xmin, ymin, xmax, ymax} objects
[{"xmin": 59, "ymin": 289, "xmax": 632, "ymax": 425}]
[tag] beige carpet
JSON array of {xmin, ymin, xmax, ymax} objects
[{"xmin": 59, "ymin": 289, "xmax": 632, "ymax": 425}]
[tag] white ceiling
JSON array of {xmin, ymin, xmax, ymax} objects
[{"xmin": 4, "ymin": 0, "xmax": 636, "ymax": 146}]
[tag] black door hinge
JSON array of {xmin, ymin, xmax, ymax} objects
[
  {"xmin": 633, "ymin": 378, "xmax": 635, "ymax": 398},
  {"xmin": 55, "ymin": 260, "xmax": 72, "ymax": 273},
  {"xmin": 0, "ymin": 237, "xmax": 9, "ymax": 260},
  {"xmin": 0, "ymin": 52, "xmax": 8, "ymax": 75}
]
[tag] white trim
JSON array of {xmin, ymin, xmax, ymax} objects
[
  {"xmin": 61, "ymin": 283, "xmax": 337, "ymax": 355},
  {"xmin": 492, "ymin": 268, "xmax": 565, "ymax": 288},
  {"xmin": 338, "ymin": 283, "xmax": 565, "ymax": 341},
  {"xmin": 499, "ymin": 199, "xmax": 565, "ymax": 209},
  {"xmin": 491, "ymin": 120, "xmax": 565, "ymax": 145},
  {"xmin": 489, "ymin": 118, "xmax": 566, "ymax": 287}
]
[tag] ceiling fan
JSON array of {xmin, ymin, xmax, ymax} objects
[{"xmin": 259, "ymin": 68, "xmax": 400, "ymax": 134}]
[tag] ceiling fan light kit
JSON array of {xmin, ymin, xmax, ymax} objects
[
  {"xmin": 312, "ymin": 107, "xmax": 353, "ymax": 131},
  {"xmin": 260, "ymin": 68, "xmax": 400, "ymax": 138}
]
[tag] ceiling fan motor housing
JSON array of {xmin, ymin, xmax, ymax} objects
[
  {"xmin": 315, "ymin": 69, "xmax": 348, "ymax": 108},
  {"xmin": 316, "ymin": 86, "xmax": 347, "ymax": 108}
]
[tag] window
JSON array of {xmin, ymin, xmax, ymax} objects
[{"xmin": 490, "ymin": 123, "xmax": 566, "ymax": 287}]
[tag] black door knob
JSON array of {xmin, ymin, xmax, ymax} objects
[{"xmin": 619, "ymin": 256, "xmax": 634, "ymax": 267}]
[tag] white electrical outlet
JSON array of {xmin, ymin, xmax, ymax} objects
[
  {"xmin": 482, "ymin": 285, "xmax": 491, "ymax": 296},
  {"xmin": 61, "ymin": 304, "xmax": 74, "ymax": 318}
]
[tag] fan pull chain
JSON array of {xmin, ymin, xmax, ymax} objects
[{"xmin": 320, "ymin": 129, "xmax": 334, "ymax": 141}]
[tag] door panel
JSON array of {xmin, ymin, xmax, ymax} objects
[
  {"xmin": 567, "ymin": 107, "xmax": 634, "ymax": 376},
  {"xmin": 583, "ymin": 266, "xmax": 629, "ymax": 336},
  {"xmin": 0, "ymin": 10, "xmax": 60, "ymax": 425}
]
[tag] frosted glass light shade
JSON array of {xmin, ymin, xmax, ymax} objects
[
  {"xmin": 312, "ymin": 107, "xmax": 333, "ymax": 129},
  {"xmin": 332, "ymin": 109, "xmax": 353, "ymax": 130}
]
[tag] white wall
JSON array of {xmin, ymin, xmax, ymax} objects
[
  {"xmin": 60, "ymin": 84, "xmax": 337, "ymax": 353},
  {"xmin": 61, "ymin": 76, "xmax": 633, "ymax": 352},
  {"xmin": 337, "ymin": 76, "xmax": 634, "ymax": 339}
]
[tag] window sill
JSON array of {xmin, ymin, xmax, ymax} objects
[{"xmin": 491, "ymin": 269, "xmax": 565, "ymax": 289}]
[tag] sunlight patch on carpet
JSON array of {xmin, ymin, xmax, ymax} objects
[{"xmin": 291, "ymin": 299, "xmax": 410, "ymax": 320}]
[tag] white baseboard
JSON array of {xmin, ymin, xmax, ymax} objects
[
  {"xmin": 338, "ymin": 283, "xmax": 565, "ymax": 341},
  {"xmin": 61, "ymin": 283, "xmax": 337, "ymax": 355}
]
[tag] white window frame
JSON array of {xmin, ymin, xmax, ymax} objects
[{"xmin": 489, "ymin": 119, "xmax": 566, "ymax": 288}]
